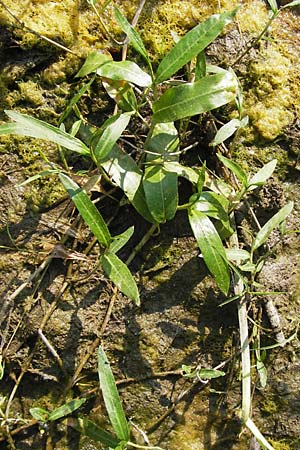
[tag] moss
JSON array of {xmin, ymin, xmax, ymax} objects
[
  {"xmin": 18, "ymin": 80, "xmax": 44, "ymax": 107},
  {"xmin": 269, "ymin": 440, "xmax": 292, "ymax": 450},
  {"xmin": 244, "ymin": 45, "xmax": 294, "ymax": 141}
]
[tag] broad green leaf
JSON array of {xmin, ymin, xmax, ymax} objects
[
  {"xmin": 225, "ymin": 248, "xmax": 251, "ymax": 263},
  {"xmin": 92, "ymin": 112, "xmax": 133, "ymax": 163},
  {"xmin": 110, "ymin": 226, "xmax": 134, "ymax": 254},
  {"xmin": 114, "ymin": 6, "xmax": 151, "ymax": 67},
  {"xmin": 217, "ymin": 153, "xmax": 248, "ymax": 186},
  {"xmin": 103, "ymin": 79, "xmax": 137, "ymax": 111},
  {"xmin": 143, "ymin": 122, "xmax": 179, "ymax": 223},
  {"xmin": 59, "ymin": 173, "xmax": 111, "ymax": 247},
  {"xmin": 97, "ymin": 61, "xmax": 152, "ymax": 87},
  {"xmin": 101, "ymin": 252, "xmax": 140, "ymax": 304},
  {"xmin": 75, "ymin": 51, "xmax": 112, "ymax": 77},
  {"xmin": 48, "ymin": 398, "xmax": 86, "ymax": 421},
  {"xmin": 146, "ymin": 122, "xmax": 179, "ymax": 160},
  {"xmin": 102, "ymin": 145, "xmax": 154, "ymax": 222},
  {"xmin": 143, "ymin": 165, "xmax": 178, "ymax": 223},
  {"xmin": 247, "ymin": 159, "xmax": 277, "ymax": 190},
  {"xmin": 98, "ymin": 346, "xmax": 130, "ymax": 441},
  {"xmin": 3, "ymin": 111, "xmax": 89, "ymax": 155},
  {"xmin": 164, "ymin": 161, "xmax": 199, "ymax": 184},
  {"xmin": 155, "ymin": 10, "xmax": 236, "ymax": 84},
  {"xmin": 69, "ymin": 417, "xmax": 119, "ymax": 447},
  {"xmin": 192, "ymin": 191, "xmax": 229, "ymax": 221},
  {"xmin": 188, "ymin": 208, "xmax": 230, "ymax": 294},
  {"xmin": 29, "ymin": 407, "xmax": 49, "ymax": 422},
  {"xmin": 153, "ymin": 71, "xmax": 238, "ymax": 123},
  {"xmin": 211, "ymin": 118, "xmax": 242, "ymax": 146},
  {"xmin": 195, "ymin": 51, "xmax": 206, "ymax": 80},
  {"xmin": 252, "ymin": 202, "xmax": 294, "ymax": 251}
]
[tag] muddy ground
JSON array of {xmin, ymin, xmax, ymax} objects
[{"xmin": 0, "ymin": 1, "xmax": 300, "ymax": 449}]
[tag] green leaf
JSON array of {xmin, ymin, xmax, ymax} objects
[
  {"xmin": 98, "ymin": 346, "xmax": 130, "ymax": 442},
  {"xmin": 225, "ymin": 248, "xmax": 251, "ymax": 263},
  {"xmin": 198, "ymin": 368, "xmax": 225, "ymax": 380},
  {"xmin": 217, "ymin": 153, "xmax": 248, "ymax": 186},
  {"xmin": 69, "ymin": 417, "xmax": 119, "ymax": 447},
  {"xmin": 266, "ymin": 0, "xmax": 278, "ymax": 12},
  {"xmin": 101, "ymin": 252, "xmax": 140, "ymax": 304},
  {"xmin": 29, "ymin": 407, "xmax": 49, "ymax": 422},
  {"xmin": 247, "ymin": 159, "xmax": 277, "ymax": 190},
  {"xmin": 252, "ymin": 202, "xmax": 294, "ymax": 251},
  {"xmin": 102, "ymin": 145, "xmax": 154, "ymax": 223},
  {"xmin": 59, "ymin": 173, "xmax": 111, "ymax": 247},
  {"xmin": 76, "ymin": 51, "xmax": 112, "ymax": 77},
  {"xmin": 154, "ymin": 10, "xmax": 237, "ymax": 84},
  {"xmin": 97, "ymin": 61, "xmax": 152, "ymax": 87},
  {"xmin": 163, "ymin": 161, "xmax": 199, "ymax": 184},
  {"xmin": 92, "ymin": 112, "xmax": 133, "ymax": 163},
  {"xmin": 281, "ymin": 0, "xmax": 300, "ymax": 9},
  {"xmin": 192, "ymin": 191, "xmax": 229, "ymax": 221},
  {"xmin": 103, "ymin": 79, "xmax": 138, "ymax": 112},
  {"xmin": 2, "ymin": 111, "xmax": 90, "ymax": 155},
  {"xmin": 48, "ymin": 398, "xmax": 86, "ymax": 421},
  {"xmin": 143, "ymin": 122, "xmax": 179, "ymax": 223},
  {"xmin": 153, "ymin": 71, "xmax": 238, "ymax": 123},
  {"xmin": 146, "ymin": 122, "xmax": 179, "ymax": 160},
  {"xmin": 143, "ymin": 165, "xmax": 178, "ymax": 223},
  {"xmin": 195, "ymin": 51, "xmax": 206, "ymax": 80},
  {"xmin": 110, "ymin": 226, "xmax": 134, "ymax": 254},
  {"xmin": 211, "ymin": 118, "xmax": 242, "ymax": 146},
  {"xmin": 59, "ymin": 76, "xmax": 96, "ymax": 124},
  {"xmin": 114, "ymin": 6, "xmax": 151, "ymax": 67},
  {"xmin": 188, "ymin": 208, "xmax": 230, "ymax": 294}
]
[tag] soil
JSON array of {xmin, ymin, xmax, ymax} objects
[{"xmin": 0, "ymin": 2, "xmax": 300, "ymax": 450}]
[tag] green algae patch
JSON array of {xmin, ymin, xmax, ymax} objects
[{"xmin": 244, "ymin": 45, "xmax": 294, "ymax": 141}]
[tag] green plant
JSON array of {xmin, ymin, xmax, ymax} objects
[
  {"xmin": 69, "ymin": 346, "xmax": 163, "ymax": 449},
  {"xmin": 0, "ymin": 6, "xmax": 295, "ymax": 449}
]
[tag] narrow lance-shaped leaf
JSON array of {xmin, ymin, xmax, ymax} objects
[
  {"xmin": 114, "ymin": 6, "xmax": 151, "ymax": 69},
  {"xmin": 59, "ymin": 76, "xmax": 96, "ymax": 124},
  {"xmin": 247, "ymin": 159, "xmax": 277, "ymax": 190},
  {"xmin": 252, "ymin": 201, "xmax": 294, "ymax": 252},
  {"xmin": 97, "ymin": 61, "xmax": 152, "ymax": 87},
  {"xmin": 92, "ymin": 112, "xmax": 133, "ymax": 162},
  {"xmin": 188, "ymin": 208, "xmax": 230, "ymax": 294},
  {"xmin": 155, "ymin": 9, "xmax": 237, "ymax": 84},
  {"xmin": 69, "ymin": 417, "xmax": 120, "ymax": 447},
  {"xmin": 48, "ymin": 398, "xmax": 86, "ymax": 421},
  {"xmin": 101, "ymin": 252, "xmax": 140, "ymax": 305},
  {"xmin": 109, "ymin": 226, "xmax": 134, "ymax": 254},
  {"xmin": 217, "ymin": 153, "xmax": 248, "ymax": 186},
  {"xmin": 2, "ymin": 111, "xmax": 90, "ymax": 155},
  {"xmin": 153, "ymin": 71, "xmax": 238, "ymax": 123},
  {"xmin": 211, "ymin": 118, "xmax": 242, "ymax": 146},
  {"xmin": 59, "ymin": 173, "xmax": 111, "ymax": 248},
  {"xmin": 98, "ymin": 346, "xmax": 130, "ymax": 442}
]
